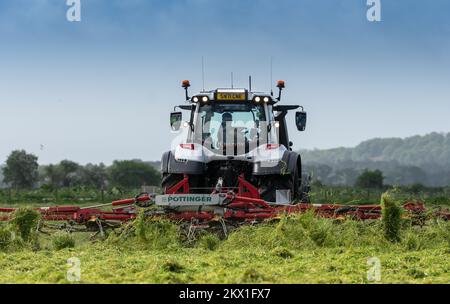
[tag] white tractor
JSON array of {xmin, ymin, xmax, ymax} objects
[{"xmin": 161, "ymin": 79, "xmax": 309, "ymax": 204}]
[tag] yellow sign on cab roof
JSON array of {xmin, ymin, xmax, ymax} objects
[{"xmin": 216, "ymin": 92, "xmax": 246, "ymax": 101}]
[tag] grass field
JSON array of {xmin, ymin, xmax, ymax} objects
[{"xmin": 1, "ymin": 208, "xmax": 449, "ymax": 284}]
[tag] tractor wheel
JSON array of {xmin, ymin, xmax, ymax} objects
[
  {"xmin": 259, "ymin": 175, "xmax": 294, "ymax": 203},
  {"xmin": 161, "ymin": 173, "xmax": 183, "ymax": 193},
  {"xmin": 299, "ymin": 189, "xmax": 311, "ymax": 203},
  {"xmin": 292, "ymin": 164, "xmax": 300, "ymax": 201},
  {"xmin": 260, "ymin": 165, "xmax": 302, "ymax": 203},
  {"xmin": 299, "ymin": 173, "xmax": 312, "ymax": 203}
]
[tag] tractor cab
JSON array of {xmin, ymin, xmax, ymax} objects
[{"xmin": 170, "ymin": 84, "xmax": 307, "ymax": 155}]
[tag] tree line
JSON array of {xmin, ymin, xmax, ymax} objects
[
  {"xmin": 0, "ymin": 150, "xmax": 387, "ymax": 200},
  {"xmin": 301, "ymin": 132, "xmax": 450, "ymax": 187},
  {"xmin": 1, "ymin": 150, "xmax": 161, "ymax": 190}
]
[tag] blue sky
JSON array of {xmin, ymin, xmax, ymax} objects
[{"xmin": 1, "ymin": 0, "xmax": 450, "ymax": 164}]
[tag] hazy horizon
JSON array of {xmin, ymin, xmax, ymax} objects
[
  {"xmin": 2, "ymin": 0, "xmax": 450, "ymax": 165},
  {"xmin": 1, "ymin": 131, "xmax": 447, "ymax": 166}
]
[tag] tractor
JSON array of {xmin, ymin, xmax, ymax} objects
[{"xmin": 161, "ymin": 79, "xmax": 309, "ymax": 204}]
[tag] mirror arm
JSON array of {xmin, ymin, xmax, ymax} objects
[
  {"xmin": 184, "ymin": 87, "xmax": 190, "ymax": 101},
  {"xmin": 277, "ymin": 88, "xmax": 282, "ymax": 101}
]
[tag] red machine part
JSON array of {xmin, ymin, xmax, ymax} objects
[
  {"xmin": 160, "ymin": 175, "xmax": 449, "ymax": 222},
  {"xmin": 0, "ymin": 176, "xmax": 448, "ymax": 227},
  {"xmin": 165, "ymin": 174, "xmax": 190, "ymax": 194}
]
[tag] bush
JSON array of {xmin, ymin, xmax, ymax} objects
[
  {"xmin": 52, "ymin": 232, "xmax": 75, "ymax": 250},
  {"xmin": 9, "ymin": 208, "xmax": 41, "ymax": 241},
  {"xmin": 0, "ymin": 226, "xmax": 13, "ymax": 251},
  {"xmin": 381, "ymin": 193, "xmax": 402, "ymax": 242}
]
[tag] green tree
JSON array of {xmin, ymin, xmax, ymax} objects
[
  {"xmin": 81, "ymin": 163, "xmax": 107, "ymax": 188},
  {"xmin": 108, "ymin": 160, "xmax": 161, "ymax": 189},
  {"xmin": 408, "ymin": 183, "xmax": 425, "ymax": 196},
  {"xmin": 42, "ymin": 164, "xmax": 63, "ymax": 189},
  {"xmin": 355, "ymin": 169, "xmax": 384, "ymax": 199},
  {"xmin": 2, "ymin": 150, "xmax": 39, "ymax": 189},
  {"xmin": 58, "ymin": 160, "xmax": 81, "ymax": 187}
]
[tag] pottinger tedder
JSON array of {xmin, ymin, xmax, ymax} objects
[
  {"xmin": 0, "ymin": 174, "xmax": 448, "ymax": 238},
  {"xmin": 0, "ymin": 80, "xmax": 448, "ymax": 237}
]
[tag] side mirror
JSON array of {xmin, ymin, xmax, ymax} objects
[
  {"xmin": 295, "ymin": 111, "xmax": 307, "ymax": 131},
  {"xmin": 170, "ymin": 111, "xmax": 182, "ymax": 131}
]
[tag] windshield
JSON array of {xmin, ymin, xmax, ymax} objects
[{"xmin": 197, "ymin": 103, "xmax": 267, "ymax": 149}]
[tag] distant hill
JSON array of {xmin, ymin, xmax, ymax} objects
[{"xmin": 301, "ymin": 132, "xmax": 450, "ymax": 187}]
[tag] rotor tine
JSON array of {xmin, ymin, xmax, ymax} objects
[{"xmin": 96, "ymin": 219, "xmax": 105, "ymax": 239}]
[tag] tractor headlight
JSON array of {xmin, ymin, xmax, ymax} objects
[
  {"xmin": 263, "ymin": 97, "xmax": 271, "ymax": 103},
  {"xmin": 254, "ymin": 96, "xmax": 261, "ymax": 103},
  {"xmin": 192, "ymin": 95, "xmax": 209, "ymax": 103}
]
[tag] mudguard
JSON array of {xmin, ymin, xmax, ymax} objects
[
  {"xmin": 160, "ymin": 151, "xmax": 206, "ymax": 175},
  {"xmin": 160, "ymin": 151, "xmax": 171, "ymax": 173},
  {"xmin": 252, "ymin": 151, "xmax": 300, "ymax": 176}
]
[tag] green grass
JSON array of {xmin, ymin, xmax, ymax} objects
[
  {"xmin": 0, "ymin": 244, "xmax": 448, "ymax": 284},
  {"xmin": 0, "ymin": 187, "xmax": 145, "ymax": 207},
  {"xmin": 2, "ymin": 185, "xmax": 450, "ymax": 207},
  {"xmin": 0, "ymin": 212, "xmax": 449, "ymax": 284},
  {"xmin": 309, "ymin": 185, "xmax": 450, "ymax": 207},
  {"xmin": 0, "ymin": 188, "xmax": 449, "ymax": 284},
  {"xmin": 52, "ymin": 232, "xmax": 76, "ymax": 250}
]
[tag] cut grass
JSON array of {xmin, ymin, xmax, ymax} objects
[
  {"xmin": 0, "ymin": 243, "xmax": 448, "ymax": 284},
  {"xmin": 0, "ymin": 212, "xmax": 449, "ymax": 284},
  {"xmin": 52, "ymin": 232, "xmax": 76, "ymax": 250}
]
